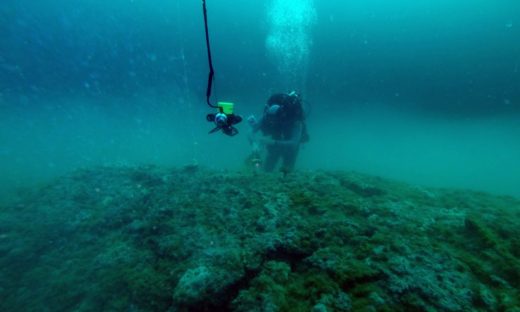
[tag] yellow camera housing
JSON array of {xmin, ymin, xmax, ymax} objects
[{"xmin": 218, "ymin": 101, "xmax": 234, "ymax": 115}]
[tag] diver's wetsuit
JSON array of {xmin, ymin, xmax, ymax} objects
[{"xmin": 249, "ymin": 115, "xmax": 303, "ymax": 172}]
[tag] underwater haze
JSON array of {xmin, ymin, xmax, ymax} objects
[
  {"xmin": 3, "ymin": 1, "xmax": 520, "ymax": 311},
  {"xmin": 1, "ymin": 0, "xmax": 519, "ymax": 196}
]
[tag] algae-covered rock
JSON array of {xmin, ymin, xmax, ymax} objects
[
  {"xmin": 0, "ymin": 166, "xmax": 519, "ymax": 311},
  {"xmin": 173, "ymin": 265, "xmax": 242, "ymax": 306},
  {"xmin": 385, "ymin": 252, "xmax": 473, "ymax": 311},
  {"xmin": 315, "ymin": 291, "xmax": 352, "ymax": 311}
]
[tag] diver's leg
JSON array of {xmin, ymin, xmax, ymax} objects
[
  {"xmin": 282, "ymin": 147, "xmax": 299, "ymax": 172},
  {"xmin": 264, "ymin": 147, "xmax": 281, "ymax": 172}
]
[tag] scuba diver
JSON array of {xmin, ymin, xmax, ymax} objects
[{"xmin": 247, "ymin": 91, "xmax": 309, "ymax": 173}]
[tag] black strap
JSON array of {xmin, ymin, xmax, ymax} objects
[{"xmin": 202, "ymin": 0, "xmax": 217, "ymax": 108}]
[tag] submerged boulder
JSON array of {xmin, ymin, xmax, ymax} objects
[{"xmin": 0, "ymin": 166, "xmax": 519, "ymax": 311}]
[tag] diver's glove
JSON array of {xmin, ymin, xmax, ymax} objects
[{"xmin": 247, "ymin": 115, "xmax": 257, "ymax": 128}]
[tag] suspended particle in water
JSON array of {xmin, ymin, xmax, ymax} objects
[{"xmin": 147, "ymin": 52, "xmax": 157, "ymax": 62}]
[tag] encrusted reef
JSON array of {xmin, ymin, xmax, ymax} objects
[{"xmin": 1, "ymin": 166, "xmax": 519, "ymax": 311}]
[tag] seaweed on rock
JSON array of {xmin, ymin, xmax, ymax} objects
[{"xmin": 0, "ymin": 166, "xmax": 519, "ymax": 311}]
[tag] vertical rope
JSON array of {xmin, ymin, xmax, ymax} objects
[{"xmin": 202, "ymin": 0, "xmax": 218, "ymax": 108}]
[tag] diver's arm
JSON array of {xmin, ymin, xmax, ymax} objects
[
  {"xmin": 247, "ymin": 115, "xmax": 264, "ymax": 144},
  {"xmin": 269, "ymin": 121, "xmax": 303, "ymax": 148},
  {"xmin": 250, "ymin": 115, "xmax": 264, "ymax": 133}
]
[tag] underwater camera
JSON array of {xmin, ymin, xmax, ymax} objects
[{"xmin": 206, "ymin": 101, "xmax": 242, "ymax": 136}]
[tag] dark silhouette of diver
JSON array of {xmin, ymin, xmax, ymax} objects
[{"xmin": 247, "ymin": 91, "xmax": 309, "ymax": 172}]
